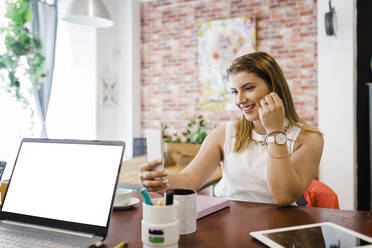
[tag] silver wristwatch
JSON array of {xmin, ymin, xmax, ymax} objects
[{"xmin": 265, "ymin": 131, "xmax": 287, "ymax": 145}]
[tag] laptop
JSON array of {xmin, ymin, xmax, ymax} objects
[{"xmin": 0, "ymin": 138, "xmax": 125, "ymax": 248}]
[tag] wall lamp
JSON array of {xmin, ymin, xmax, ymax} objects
[{"xmin": 325, "ymin": 0, "xmax": 336, "ymax": 36}]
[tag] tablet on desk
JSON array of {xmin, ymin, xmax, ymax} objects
[{"xmin": 250, "ymin": 222, "xmax": 372, "ymax": 248}]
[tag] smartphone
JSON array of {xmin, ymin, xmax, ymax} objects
[
  {"xmin": 0, "ymin": 161, "xmax": 6, "ymax": 181},
  {"xmin": 146, "ymin": 129, "xmax": 164, "ymax": 171}
]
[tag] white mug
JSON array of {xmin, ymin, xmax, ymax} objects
[
  {"xmin": 114, "ymin": 188, "xmax": 133, "ymax": 206},
  {"xmin": 173, "ymin": 189, "xmax": 197, "ymax": 235}
]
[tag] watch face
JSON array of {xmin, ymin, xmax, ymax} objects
[{"xmin": 275, "ymin": 133, "xmax": 287, "ymax": 145}]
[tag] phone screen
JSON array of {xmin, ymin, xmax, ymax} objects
[{"xmin": 146, "ymin": 130, "xmax": 164, "ymax": 171}]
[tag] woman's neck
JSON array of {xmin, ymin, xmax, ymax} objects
[{"xmin": 252, "ymin": 120, "xmax": 266, "ymax": 135}]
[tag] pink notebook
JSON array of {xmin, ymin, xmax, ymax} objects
[{"xmin": 196, "ymin": 195, "xmax": 230, "ymax": 220}]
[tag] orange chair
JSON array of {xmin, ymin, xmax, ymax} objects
[{"xmin": 301, "ymin": 179, "xmax": 339, "ymax": 209}]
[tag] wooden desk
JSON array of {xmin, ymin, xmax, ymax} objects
[
  {"xmin": 119, "ymin": 156, "xmax": 222, "ymax": 190},
  {"xmin": 103, "ymin": 197, "xmax": 372, "ymax": 248}
]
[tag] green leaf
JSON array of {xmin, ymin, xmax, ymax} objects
[
  {"xmin": 5, "ymin": 3, "xmax": 17, "ymax": 20},
  {"xmin": 9, "ymin": 71, "xmax": 16, "ymax": 81},
  {"xmin": 25, "ymin": 8, "xmax": 33, "ymax": 23},
  {"xmin": 5, "ymin": 34, "xmax": 15, "ymax": 50},
  {"xmin": 19, "ymin": 32, "xmax": 30, "ymax": 43},
  {"xmin": 1, "ymin": 0, "xmax": 47, "ymax": 105},
  {"xmin": 10, "ymin": 76, "xmax": 20, "ymax": 87},
  {"xmin": 12, "ymin": 41, "xmax": 29, "ymax": 56},
  {"xmin": 32, "ymin": 37, "xmax": 42, "ymax": 49}
]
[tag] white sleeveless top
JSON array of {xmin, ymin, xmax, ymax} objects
[{"xmin": 214, "ymin": 120, "xmax": 302, "ymax": 203}]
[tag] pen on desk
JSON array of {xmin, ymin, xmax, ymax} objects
[
  {"xmin": 113, "ymin": 241, "xmax": 128, "ymax": 248},
  {"xmin": 165, "ymin": 189, "xmax": 173, "ymax": 205},
  {"xmin": 139, "ymin": 188, "xmax": 153, "ymax": 205}
]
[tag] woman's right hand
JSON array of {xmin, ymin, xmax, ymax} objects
[{"xmin": 139, "ymin": 160, "xmax": 169, "ymax": 193}]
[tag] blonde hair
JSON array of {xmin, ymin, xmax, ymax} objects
[{"xmin": 227, "ymin": 52, "xmax": 320, "ymax": 152}]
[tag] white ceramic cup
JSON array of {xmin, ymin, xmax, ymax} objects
[
  {"xmin": 114, "ymin": 188, "xmax": 133, "ymax": 206},
  {"xmin": 142, "ymin": 198, "xmax": 179, "ymax": 248},
  {"xmin": 173, "ymin": 189, "xmax": 197, "ymax": 235}
]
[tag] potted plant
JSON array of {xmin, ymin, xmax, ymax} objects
[
  {"xmin": 0, "ymin": 0, "xmax": 46, "ymax": 116},
  {"xmin": 164, "ymin": 115, "xmax": 208, "ymax": 166}
]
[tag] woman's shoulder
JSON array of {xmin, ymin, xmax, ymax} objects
[
  {"xmin": 209, "ymin": 124, "xmax": 226, "ymax": 137},
  {"xmin": 204, "ymin": 120, "xmax": 240, "ymax": 149},
  {"xmin": 294, "ymin": 128, "xmax": 324, "ymax": 151},
  {"xmin": 302, "ymin": 129, "xmax": 324, "ymax": 144},
  {"xmin": 205, "ymin": 124, "xmax": 227, "ymax": 148},
  {"xmin": 209, "ymin": 120, "xmax": 238, "ymax": 136}
]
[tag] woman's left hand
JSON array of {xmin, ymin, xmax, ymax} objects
[{"xmin": 258, "ymin": 92, "xmax": 285, "ymax": 133}]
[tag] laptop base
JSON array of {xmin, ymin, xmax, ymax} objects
[{"xmin": 0, "ymin": 221, "xmax": 102, "ymax": 248}]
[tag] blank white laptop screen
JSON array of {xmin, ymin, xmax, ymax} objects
[{"xmin": 2, "ymin": 141, "xmax": 123, "ymax": 227}]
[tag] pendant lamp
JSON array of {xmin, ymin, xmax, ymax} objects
[{"xmin": 63, "ymin": 0, "xmax": 114, "ymax": 28}]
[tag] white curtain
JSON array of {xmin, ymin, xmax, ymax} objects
[{"xmin": 30, "ymin": 0, "xmax": 58, "ymax": 137}]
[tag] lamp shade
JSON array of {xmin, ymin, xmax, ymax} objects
[{"xmin": 62, "ymin": 0, "xmax": 114, "ymax": 28}]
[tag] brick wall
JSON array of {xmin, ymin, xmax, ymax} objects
[{"xmin": 141, "ymin": 0, "xmax": 317, "ymax": 138}]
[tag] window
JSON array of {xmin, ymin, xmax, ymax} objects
[
  {"xmin": 0, "ymin": 1, "xmax": 98, "ymax": 179},
  {"xmin": 0, "ymin": 0, "xmax": 39, "ymax": 179}
]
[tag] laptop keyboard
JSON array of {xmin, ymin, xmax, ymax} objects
[{"xmin": 0, "ymin": 225, "xmax": 93, "ymax": 248}]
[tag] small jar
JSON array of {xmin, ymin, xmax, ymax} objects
[{"xmin": 141, "ymin": 198, "xmax": 179, "ymax": 248}]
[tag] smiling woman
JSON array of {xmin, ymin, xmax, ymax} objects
[
  {"xmin": 139, "ymin": 52, "xmax": 324, "ymax": 207},
  {"xmin": 226, "ymin": 52, "xmax": 320, "ymax": 153}
]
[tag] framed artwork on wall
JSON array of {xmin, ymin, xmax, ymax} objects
[{"xmin": 198, "ymin": 16, "xmax": 256, "ymax": 110}]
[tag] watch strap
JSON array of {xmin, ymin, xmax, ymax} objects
[{"xmin": 265, "ymin": 135, "xmax": 275, "ymax": 144}]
